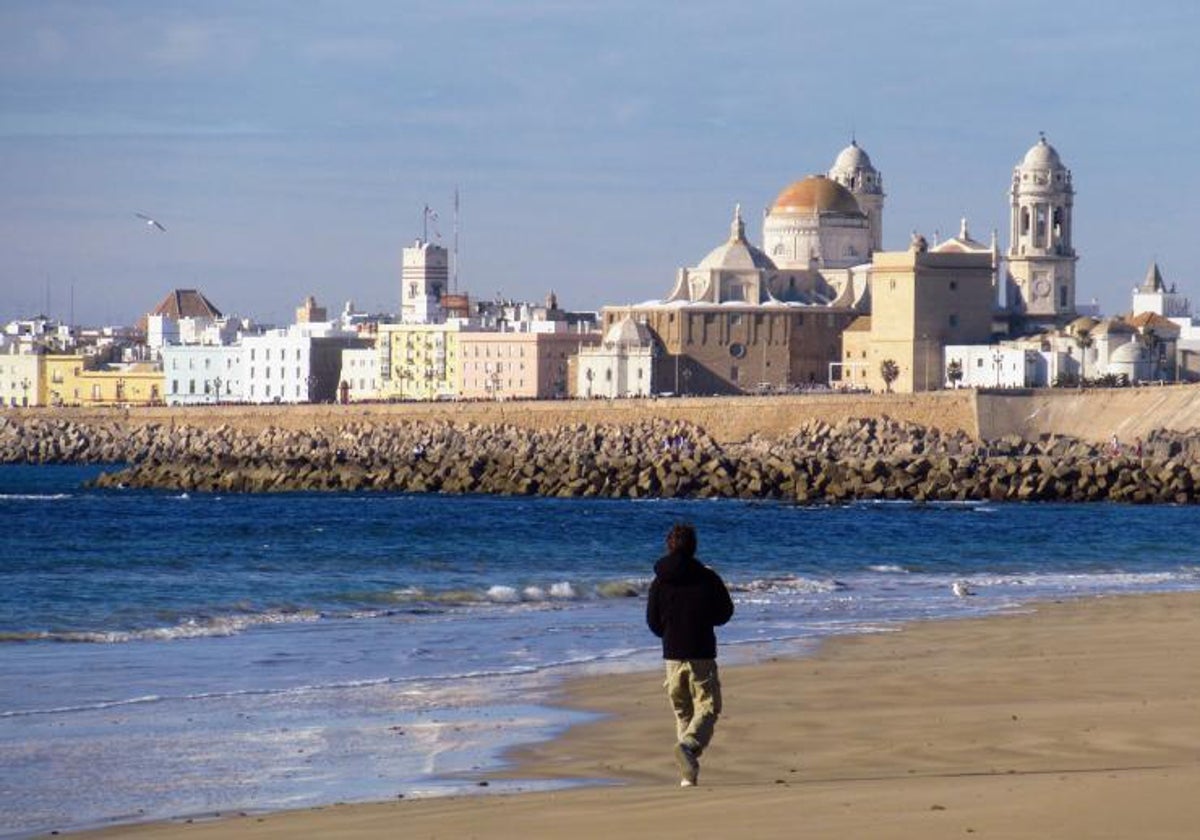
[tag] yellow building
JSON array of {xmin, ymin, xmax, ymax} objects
[
  {"xmin": 377, "ymin": 323, "xmax": 462, "ymax": 400},
  {"xmin": 842, "ymin": 238, "xmax": 995, "ymax": 393},
  {"xmin": 44, "ymin": 355, "xmax": 164, "ymax": 406}
]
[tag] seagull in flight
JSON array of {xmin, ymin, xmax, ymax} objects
[{"xmin": 135, "ymin": 212, "xmax": 166, "ymax": 232}]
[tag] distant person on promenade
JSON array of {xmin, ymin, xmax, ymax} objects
[{"xmin": 646, "ymin": 523, "xmax": 735, "ymax": 787}]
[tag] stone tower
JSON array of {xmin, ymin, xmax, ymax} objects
[
  {"xmin": 400, "ymin": 239, "xmax": 449, "ymax": 324},
  {"xmin": 828, "ymin": 140, "xmax": 884, "ymax": 253},
  {"xmin": 1005, "ymin": 134, "xmax": 1077, "ymax": 324}
]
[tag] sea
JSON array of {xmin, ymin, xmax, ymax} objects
[{"xmin": 3, "ymin": 463, "xmax": 1200, "ymax": 837}]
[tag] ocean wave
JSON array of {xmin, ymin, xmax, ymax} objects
[
  {"xmin": 730, "ymin": 575, "xmax": 848, "ymax": 595},
  {"xmin": 381, "ymin": 578, "xmax": 649, "ymax": 607},
  {"xmin": 0, "ymin": 492, "xmax": 72, "ymax": 500},
  {"xmin": 867, "ymin": 564, "xmax": 909, "ymax": 574},
  {"xmin": 0, "ymin": 609, "xmax": 322, "ymax": 645}
]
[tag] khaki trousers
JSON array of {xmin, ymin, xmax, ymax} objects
[{"xmin": 663, "ymin": 658, "xmax": 722, "ymax": 754}]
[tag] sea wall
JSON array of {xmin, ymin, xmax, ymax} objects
[
  {"xmin": 5, "ymin": 413, "xmax": 1200, "ymax": 504},
  {"xmin": 0, "ymin": 391, "xmax": 982, "ymax": 443},
  {"xmin": 7, "ymin": 383, "xmax": 1200, "ymax": 444}
]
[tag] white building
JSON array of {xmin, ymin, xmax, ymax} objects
[
  {"xmin": 161, "ymin": 344, "xmax": 243, "ymax": 405},
  {"xmin": 576, "ymin": 315, "xmax": 656, "ymax": 398},
  {"xmin": 0, "ymin": 347, "xmax": 41, "ymax": 407},
  {"xmin": 944, "ymin": 344, "xmax": 1042, "ymax": 388},
  {"xmin": 338, "ymin": 345, "xmax": 380, "ymax": 402},
  {"xmin": 241, "ymin": 323, "xmax": 366, "ymax": 404}
]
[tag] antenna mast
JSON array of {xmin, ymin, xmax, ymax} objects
[{"xmin": 452, "ymin": 187, "xmax": 460, "ymax": 293}]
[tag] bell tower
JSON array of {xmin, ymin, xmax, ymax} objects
[{"xmin": 1006, "ymin": 134, "xmax": 1077, "ymax": 324}]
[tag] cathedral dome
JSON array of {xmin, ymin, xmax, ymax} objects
[
  {"xmin": 1021, "ymin": 135, "xmax": 1063, "ymax": 169},
  {"xmin": 832, "ymin": 141, "xmax": 875, "ymax": 174},
  {"xmin": 698, "ymin": 205, "xmax": 776, "ymax": 271},
  {"xmin": 770, "ymin": 175, "xmax": 862, "ymax": 215},
  {"xmin": 698, "ymin": 239, "xmax": 776, "ymax": 271}
]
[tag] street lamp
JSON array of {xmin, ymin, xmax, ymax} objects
[
  {"xmin": 212, "ymin": 376, "xmax": 223, "ymax": 405},
  {"xmin": 19, "ymin": 377, "xmax": 30, "ymax": 407},
  {"xmin": 992, "ymin": 349, "xmax": 1003, "ymax": 388}
]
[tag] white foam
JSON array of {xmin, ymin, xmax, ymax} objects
[
  {"xmin": 486, "ymin": 586, "xmax": 521, "ymax": 603},
  {"xmin": 0, "ymin": 493, "xmax": 72, "ymax": 500},
  {"xmin": 548, "ymin": 582, "xmax": 576, "ymax": 599}
]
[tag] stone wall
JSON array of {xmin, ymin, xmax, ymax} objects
[
  {"xmin": 0, "ymin": 391, "xmax": 982, "ymax": 443},
  {"xmin": 6, "ymin": 382, "xmax": 1200, "ymax": 453}
]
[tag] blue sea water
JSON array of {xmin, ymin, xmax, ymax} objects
[{"xmin": 3, "ymin": 463, "xmax": 1200, "ymax": 836}]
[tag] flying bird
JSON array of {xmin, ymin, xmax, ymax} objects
[{"xmin": 135, "ymin": 212, "xmax": 166, "ymax": 232}]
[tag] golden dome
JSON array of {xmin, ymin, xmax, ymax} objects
[{"xmin": 770, "ymin": 175, "xmax": 862, "ymax": 215}]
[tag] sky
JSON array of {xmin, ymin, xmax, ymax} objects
[{"xmin": 2, "ymin": 0, "xmax": 1198, "ymax": 327}]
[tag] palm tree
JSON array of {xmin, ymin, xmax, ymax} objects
[
  {"xmin": 880, "ymin": 358, "xmax": 900, "ymax": 393},
  {"xmin": 947, "ymin": 359, "xmax": 964, "ymax": 388},
  {"xmin": 1138, "ymin": 327, "xmax": 1162, "ymax": 382},
  {"xmin": 1073, "ymin": 327, "xmax": 1093, "ymax": 388}
]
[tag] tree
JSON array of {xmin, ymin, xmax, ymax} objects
[
  {"xmin": 880, "ymin": 358, "xmax": 900, "ymax": 393},
  {"xmin": 1073, "ymin": 327, "xmax": 1093, "ymax": 388},
  {"xmin": 947, "ymin": 359, "xmax": 964, "ymax": 388},
  {"xmin": 1138, "ymin": 327, "xmax": 1162, "ymax": 382}
]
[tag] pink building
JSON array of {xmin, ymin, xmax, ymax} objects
[{"xmin": 458, "ymin": 330, "xmax": 598, "ymax": 400}]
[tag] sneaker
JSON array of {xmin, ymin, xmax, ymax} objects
[{"xmin": 674, "ymin": 742, "xmax": 699, "ymax": 786}]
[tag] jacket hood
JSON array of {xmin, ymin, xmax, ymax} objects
[{"xmin": 654, "ymin": 550, "xmax": 699, "ymax": 584}]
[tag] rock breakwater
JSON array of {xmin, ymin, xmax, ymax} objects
[{"xmin": 3, "ymin": 414, "xmax": 1200, "ymax": 504}]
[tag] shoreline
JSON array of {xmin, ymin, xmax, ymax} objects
[{"xmin": 82, "ymin": 590, "xmax": 1200, "ymax": 839}]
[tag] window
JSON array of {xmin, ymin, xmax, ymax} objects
[
  {"xmin": 948, "ymin": 314, "xmax": 958, "ymax": 328},
  {"xmin": 949, "ymin": 280, "xmax": 958, "ymax": 291}
]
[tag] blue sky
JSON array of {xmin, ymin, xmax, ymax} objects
[{"xmin": 2, "ymin": 1, "xmax": 1197, "ymax": 326}]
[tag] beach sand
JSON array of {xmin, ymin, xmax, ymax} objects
[{"xmin": 85, "ymin": 592, "xmax": 1200, "ymax": 839}]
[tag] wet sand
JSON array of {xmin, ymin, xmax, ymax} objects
[{"xmin": 86, "ymin": 592, "xmax": 1200, "ymax": 839}]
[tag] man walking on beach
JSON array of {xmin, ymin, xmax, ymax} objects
[{"xmin": 646, "ymin": 523, "xmax": 734, "ymax": 787}]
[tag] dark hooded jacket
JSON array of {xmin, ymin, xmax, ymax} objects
[{"xmin": 646, "ymin": 550, "xmax": 734, "ymax": 660}]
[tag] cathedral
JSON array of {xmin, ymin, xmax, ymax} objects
[{"xmin": 600, "ymin": 135, "xmax": 1080, "ymax": 395}]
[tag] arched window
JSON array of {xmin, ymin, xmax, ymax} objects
[{"xmin": 1020, "ymin": 207, "xmax": 1030, "ymax": 235}]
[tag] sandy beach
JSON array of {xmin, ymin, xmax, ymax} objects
[{"xmin": 84, "ymin": 592, "xmax": 1200, "ymax": 839}]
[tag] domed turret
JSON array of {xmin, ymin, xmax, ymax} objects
[{"xmin": 828, "ymin": 140, "xmax": 884, "ymax": 252}]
